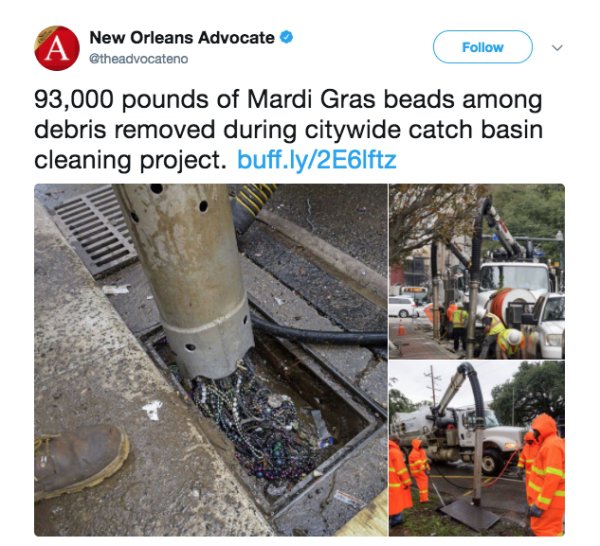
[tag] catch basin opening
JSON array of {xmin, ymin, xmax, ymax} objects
[{"xmin": 144, "ymin": 327, "xmax": 379, "ymax": 516}]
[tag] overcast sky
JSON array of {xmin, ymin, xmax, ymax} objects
[{"xmin": 389, "ymin": 360, "xmax": 523, "ymax": 407}]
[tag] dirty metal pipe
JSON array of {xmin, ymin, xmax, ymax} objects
[
  {"xmin": 114, "ymin": 184, "xmax": 254, "ymax": 380},
  {"xmin": 435, "ymin": 369, "xmax": 467, "ymax": 418},
  {"xmin": 466, "ymin": 198, "xmax": 489, "ymax": 358},
  {"xmin": 431, "ymin": 241, "xmax": 441, "ymax": 340},
  {"xmin": 458, "ymin": 362, "xmax": 485, "ymax": 506}
]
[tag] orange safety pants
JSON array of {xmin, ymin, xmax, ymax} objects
[
  {"xmin": 389, "ymin": 484, "xmax": 413, "ymax": 515},
  {"xmin": 413, "ymin": 472, "xmax": 429, "ymax": 502},
  {"xmin": 530, "ymin": 507, "xmax": 564, "ymax": 537}
]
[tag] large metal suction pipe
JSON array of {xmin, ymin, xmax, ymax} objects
[{"xmin": 114, "ymin": 184, "xmax": 254, "ymax": 380}]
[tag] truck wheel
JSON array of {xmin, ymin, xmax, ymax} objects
[
  {"xmin": 481, "ymin": 449, "xmax": 503, "ymax": 476},
  {"xmin": 399, "ymin": 310, "xmax": 409, "ymax": 318}
]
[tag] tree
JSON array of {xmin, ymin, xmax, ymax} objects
[
  {"xmin": 389, "ymin": 184, "xmax": 488, "ymax": 263},
  {"xmin": 487, "ymin": 185, "xmax": 565, "ymax": 262},
  {"xmin": 490, "ymin": 361, "xmax": 564, "ymax": 427},
  {"xmin": 389, "ymin": 388, "xmax": 418, "ymax": 416}
]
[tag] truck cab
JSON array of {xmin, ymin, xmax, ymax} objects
[
  {"xmin": 477, "ymin": 262, "xmax": 550, "ymax": 316},
  {"xmin": 456, "ymin": 406, "xmax": 524, "ymax": 475}
]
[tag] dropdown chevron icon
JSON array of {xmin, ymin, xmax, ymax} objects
[{"xmin": 552, "ymin": 44, "xmax": 563, "ymax": 51}]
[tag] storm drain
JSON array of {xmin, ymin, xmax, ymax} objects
[
  {"xmin": 53, "ymin": 185, "xmax": 137, "ymax": 278},
  {"xmin": 144, "ymin": 328, "xmax": 383, "ymax": 517}
]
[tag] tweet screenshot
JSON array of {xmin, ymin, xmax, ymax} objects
[{"xmin": 17, "ymin": 0, "xmax": 591, "ymax": 541}]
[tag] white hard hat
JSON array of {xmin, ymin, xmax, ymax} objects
[{"xmin": 507, "ymin": 329, "xmax": 523, "ymax": 345}]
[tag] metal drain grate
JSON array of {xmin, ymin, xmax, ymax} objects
[{"xmin": 53, "ymin": 186, "xmax": 137, "ymax": 278}]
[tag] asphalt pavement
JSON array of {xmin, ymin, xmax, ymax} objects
[{"xmin": 429, "ymin": 461, "xmax": 529, "ymax": 517}]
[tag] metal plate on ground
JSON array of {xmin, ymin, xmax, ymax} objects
[
  {"xmin": 439, "ymin": 499, "xmax": 500, "ymax": 532},
  {"xmin": 53, "ymin": 186, "xmax": 138, "ymax": 278}
]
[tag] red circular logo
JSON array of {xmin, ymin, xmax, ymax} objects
[{"xmin": 35, "ymin": 26, "xmax": 80, "ymax": 71}]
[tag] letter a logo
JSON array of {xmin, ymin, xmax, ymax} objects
[{"xmin": 35, "ymin": 26, "xmax": 80, "ymax": 71}]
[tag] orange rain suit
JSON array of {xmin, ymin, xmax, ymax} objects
[
  {"xmin": 517, "ymin": 431, "xmax": 540, "ymax": 504},
  {"xmin": 389, "ymin": 440, "xmax": 413, "ymax": 516},
  {"xmin": 408, "ymin": 438, "xmax": 430, "ymax": 503},
  {"xmin": 528, "ymin": 414, "xmax": 565, "ymax": 537}
]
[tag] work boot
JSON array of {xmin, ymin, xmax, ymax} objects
[
  {"xmin": 389, "ymin": 513, "xmax": 404, "ymax": 527},
  {"xmin": 34, "ymin": 425, "xmax": 130, "ymax": 502}
]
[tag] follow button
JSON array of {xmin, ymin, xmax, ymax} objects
[{"xmin": 433, "ymin": 30, "xmax": 533, "ymax": 64}]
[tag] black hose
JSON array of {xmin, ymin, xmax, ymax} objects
[
  {"xmin": 431, "ymin": 462, "xmax": 472, "ymax": 491},
  {"xmin": 231, "ymin": 184, "xmax": 278, "ymax": 235},
  {"xmin": 457, "ymin": 362, "xmax": 484, "ymax": 424},
  {"xmin": 470, "ymin": 197, "xmax": 491, "ymax": 282},
  {"xmin": 251, "ymin": 315, "xmax": 387, "ymax": 346}
]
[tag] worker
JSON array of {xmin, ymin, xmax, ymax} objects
[
  {"xmin": 388, "ymin": 438, "xmax": 413, "ymax": 527},
  {"xmin": 451, "ymin": 302, "xmax": 468, "ymax": 352},
  {"xmin": 479, "ymin": 310, "xmax": 506, "ymax": 359},
  {"xmin": 516, "ymin": 431, "xmax": 540, "ymax": 504},
  {"xmin": 496, "ymin": 328, "xmax": 525, "ymax": 360},
  {"xmin": 446, "ymin": 301, "xmax": 458, "ymax": 338},
  {"xmin": 408, "ymin": 438, "xmax": 430, "ymax": 503},
  {"xmin": 527, "ymin": 413, "xmax": 565, "ymax": 537}
]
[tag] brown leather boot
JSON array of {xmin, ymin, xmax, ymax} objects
[{"xmin": 34, "ymin": 425, "xmax": 129, "ymax": 502}]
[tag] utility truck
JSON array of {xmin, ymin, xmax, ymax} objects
[
  {"xmin": 430, "ymin": 197, "xmax": 562, "ymax": 355},
  {"xmin": 390, "ymin": 363, "xmax": 525, "ymax": 475}
]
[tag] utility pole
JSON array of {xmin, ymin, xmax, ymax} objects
[
  {"xmin": 425, "ymin": 365, "xmax": 442, "ymax": 407},
  {"xmin": 511, "ymin": 385, "xmax": 515, "ymax": 426}
]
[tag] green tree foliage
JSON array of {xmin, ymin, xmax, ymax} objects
[
  {"xmin": 487, "ymin": 185, "xmax": 565, "ymax": 262},
  {"xmin": 389, "ymin": 388, "xmax": 419, "ymax": 416},
  {"xmin": 490, "ymin": 361, "xmax": 564, "ymax": 427},
  {"xmin": 389, "ymin": 184, "xmax": 488, "ymax": 263}
]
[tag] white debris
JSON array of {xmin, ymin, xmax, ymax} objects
[
  {"xmin": 142, "ymin": 400, "xmax": 163, "ymax": 421},
  {"xmin": 146, "ymin": 295, "xmax": 154, "ymax": 300},
  {"xmin": 102, "ymin": 284, "xmax": 130, "ymax": 295},
  {"xmin": 274, "ymin": 297, "xmax": 285, "ymax": 306}
]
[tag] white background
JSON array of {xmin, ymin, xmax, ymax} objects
[{"xmin": 2, "ymin": 0, "xmax": 597, "ymax": 542}]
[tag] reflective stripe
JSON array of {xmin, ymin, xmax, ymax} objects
[
  {"xmin": 529, "ymin": 481, "xmax": 565, "ymax": 498},
  {"xmin": 546, "ymin": 466, "xmax": 565, "ymax": 478},
  {"xmin": 389, "ymin": 483, "xmax": 401, "ymax": 488},
  {"xmin": 498, "ymin": 331, "xmax": 519, "ymax": 355},
  {"xmin": 532, "ymin": 465, "xmax": 565, "ymax": 479},
  {"xmin": 398, "ymin": 468, "xmax": 408, "ymax": 475},
  {"xmin": 487, "ymin": 314, "xmax": 505, "ymax": 336},
  {"xmin": 452, "ymin": 310, "xmax": 468, "ymax": 327},
  {"xmin": 537, "ymin": 495, "xmax": 551, "ymax": 506},
  {"xmin": 403, "ymin": 479, "xmax": 411, "ymax": 485},
  {"xmin": 389, "ymin": 467, "xmax": 395, "ymax": 472},
  {"xmin": 419, "ymin": 490, "xmax": 428, "ymax": 494}
]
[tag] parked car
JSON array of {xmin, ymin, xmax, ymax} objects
[
  {"xmin": 388, "ymin": 296, "xmax": 417, "ymax": 318},
  {"xmin": 521, "ymin": 293, "xmax": 565, "ymax": 359}
]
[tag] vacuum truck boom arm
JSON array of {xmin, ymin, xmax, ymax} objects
[{"xmin": 484, "ymin": 202, "xmax": 527, "ymax": 260}]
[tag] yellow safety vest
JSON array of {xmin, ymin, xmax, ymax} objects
[
  {"xmin": 497, "ymin": 329, "xmax": 523, "ymax": 356},
  {"xmin": 452, "ymin": 309, "xmax": 468, "ymax": 328},
  {"xmin": 486, "ymin": 313, "xmax": 506, "ymax": 336}
]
